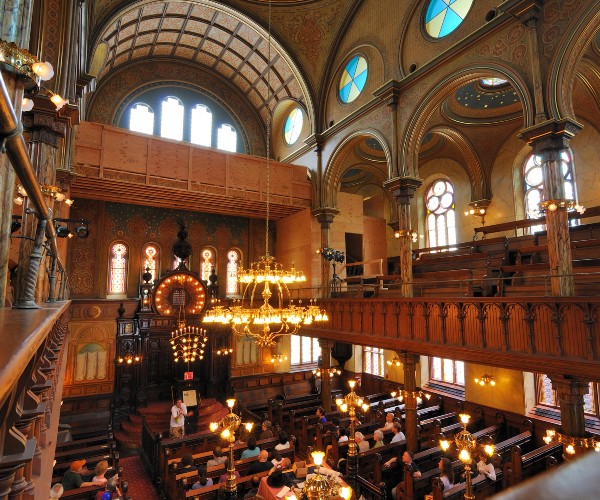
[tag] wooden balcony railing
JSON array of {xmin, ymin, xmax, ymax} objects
[{"xmin": 303, "ymin": 297, "xmax": 600, "ymax": 379}]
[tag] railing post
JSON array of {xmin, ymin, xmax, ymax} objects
[
  {"xmin": 14, "ymin": 216, "xmax": 46, "ymax": 309},
  {"xmin": 47, "ymin": 255, "xmax": 57, "ymax": 303}
]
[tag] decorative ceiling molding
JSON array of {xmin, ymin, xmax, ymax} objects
[{"xmin": 92, "ymin": 0, "xmax": 314, "ymax": 125}]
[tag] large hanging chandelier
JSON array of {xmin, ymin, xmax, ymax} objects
[{"xmin": 203, "ymin": 0, "xmax": 327, "ymax": 348}]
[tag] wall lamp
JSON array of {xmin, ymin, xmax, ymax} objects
[{"xmin": 0, "ymin": 38, "xmax": 68, "ymax": 111}]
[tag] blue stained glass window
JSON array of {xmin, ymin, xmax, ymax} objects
[
  {"xmin": 425, "ymin": 0, "xmax": 473, "ymax": 39},
  {"xmin": 339, "ymin": 55, "xmax": 368, "ymax": 104},
  {"xmin": 284, "ymin": 107, "xmax": 303, "ymax": 145}
]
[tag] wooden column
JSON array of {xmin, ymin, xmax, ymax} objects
[
  {"xmin": 549, "ymin": 375, "xmax": 589, "ymax": 458},
  {"xmin": 384, "ymin": 177, "xmax": 423, "ymax": 297},
  {"xmin": 400, "ymin": 352, "xmax": 420, "ymax": 453},
  {"xmin": 519, "ymin": 119, "xmax": 582, "ymax": 296},
  {"xmin": 318, "ymin": 338, "xmax": 334, "ymax": 412},
  {"xmin": 312, "ymin": 208, "xmax": 339, "ymax": 297}
]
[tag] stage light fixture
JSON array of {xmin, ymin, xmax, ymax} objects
[{"xmin": 56, "ymin": 225, "xmax": 71, "ymax": 238}]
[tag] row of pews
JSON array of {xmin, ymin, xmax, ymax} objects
[{"xmin": 52, "ymin": 427, "xmax": 130, "ymax": 499}]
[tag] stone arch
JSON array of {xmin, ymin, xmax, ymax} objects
[
  {"xmin": 401, "ymin": 65, "xmax": 534, "ymax": 180},
  {"xmin": 322, "ymin": 129, "xmax": 392, "ymax": 209},
  {"xmin": 548, "ymin": 4, "xmax": 600, "ymax": 120},
  {"xmin": 426, "ymin": 126, "xmax": 488, "ymax": 201}
]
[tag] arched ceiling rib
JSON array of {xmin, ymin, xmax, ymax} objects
[{"xmin": 94, "ymin": 1, "xmax": 313, "ymax": 123}]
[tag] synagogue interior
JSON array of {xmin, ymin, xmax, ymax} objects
[{"xmin": 1, "ymin": 0, "xmax": 600, "ymax": 498}]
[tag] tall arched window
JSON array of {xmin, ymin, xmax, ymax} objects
[
  {"xmin": 129, "ymin": 103, "xmax": 154, "ymax": 135},
  {"xmin": 200, "ymin": 247, "xmax": 216, "ymax": 282},
  {"xmin": 161, "ymin": 96, "xmax": 184, "ymax": 141},
  {"xmin": 226, "ymin": 249, "xmax": 240, "ymax": 295},
  {"xmin": 191, "ymin": 104, "xmax": 212, "ymax": 147},
  {"xmin": 524, "ymin": 151, "xmax": 575, "ymax": 232},
  {"xmin": 108, "ymin": 242, "xmax": 128, "ymax": 295},
  {"xmin": 142, "ymin": 244, "xmax": 159, "ymax": 282},
  {"xmin": 217, "ymin": 124, "xmax": 237, "ymax": 152},
  {"xmin": 425, "ymin": 179, "xmax": 456, "ymax": 248}
]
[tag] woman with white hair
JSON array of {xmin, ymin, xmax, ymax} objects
[
  {"xmin": 49, "ymin": 484, "xmax": 63, "ymax": 499},
  {"xmin": 354, "ymin": 432, "xmax": 370, "ymax": 453},
  {"xmin": 373, "ymin": 429, "xmax": 384, "ymax": 448}
]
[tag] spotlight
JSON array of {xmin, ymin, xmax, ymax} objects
[
  {"xmin": 56, "ymin": 225, "xmax": 71, "ymax": 238},
  {"xmin": 11, "ymin": 219, "xmax": 21, "ymax": 234},
  {"xmin": 75, "ymin": 225, "xmax": 89, "ymax": 239}
]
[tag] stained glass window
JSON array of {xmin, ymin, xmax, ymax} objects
[
  {"xmin": 430, "ymin": 357, "xmax": 464, "ymax": 386},
  {"xmin": 339, "ymin": 55, "xmax": 368, "ymax": 104},
  {"xmin": 480, "ymin": 77, "xmax": 508, "ymax": 87},
  {"xmin": 191, "ymin": 104, "xmax": 212, "ymax": 147},
  {"xmin": 364, "ymin": 347, "xmax": 384, "ymax": 377},
  {"xmin": 226, "ymin": 249, "xmax": 240, "ymax": 295},
  {"xmin": 284, "ymin": 107, "xmax": 304, "ymax": 145},
  {"xmin": 538, "ymin": 374, "xmax": 557, "ymax": 406},
  {"xmin": 425, "ymin": 0, "xmax": 473, "ymax": 39},
  {"xmin": 291, "ymin": 335, "xmax": 321, "ymax": 365},
  {"xmin": 160, "ymin": 96, "xmax": 184, "ymax": 141},
  {"xmin": 142, "ymin": 244, "xmax": 159, "ymax": 282},
  {"xmin": 425, "ymin": 179, "xmax": 456, "ymax": 249},
  {"xmin": 108, "ymin": 243, "xmax": 128, "ymax": 294},
  {"xmin": 217, "ymin": 124, "xmax": 237, "ymax": 152},
  {"xmin": 200, "ymin": 248, "xmax": 215, "ymax": 283},
  {"xmin": 129, "ymin": 103, "xmax": 154, "ymax": 135}
]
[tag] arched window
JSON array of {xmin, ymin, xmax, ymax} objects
[
  {"xmin": 142, "ymin": 244, "xmax": 159, "ymax": 282},
  {"xmin": 108, "ymin": 242, "xmax": 128, "ymax": 295},
  {"xmin": 200, "ymin": 247, "xmax": 216, "ymax": 283},
  {"xmin": 161, "ymin": 96, "xmax": 184, "ymax": 141},
  {"xmin": 226, "ymin": 249, "xmax": 240, "ymax": 295},
  {"xmin": 425, "ymin": 179, "xmax": 456, "ymax": 248},
  {"xmin": 291, "ymin": 335, "xmax": 321, "ymax": 365},
  {"xmin": 217, "ymin": 124, "xmax": 237, "ymax": 152},
  {"xmin": 523, "ymin": 151, "xmax": 575, "ymax": 232},
  {"xmin": 191, "ymin": 104, "xmax": 212, "ymax": 147},
  {"xmin": 129, "ymin": 103, "xmax": 154, "ymax": 135}
]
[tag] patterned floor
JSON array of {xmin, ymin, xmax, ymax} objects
[{"xmin": 120, "ymin": 455, "xmax": 160, "ymax": 500}]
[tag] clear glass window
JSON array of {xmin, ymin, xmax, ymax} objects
[
  {"xmin": 430, "ymin": 357, "xmax": 465, "ymax": 386},
  {"xmin": 217, "ymin": 124, "xmax": 237, "ymax": 152},
  {"xmin": 291, "ymin": 335, "xmax": 321, "ymax": 365},
  {"xmin": 160, "ymin": 96, "xmax": 184, "ymax": 141},
  {"xmin": 191, "ymin": 104, "xmax": 212, "ymax": 147},
  {"xmin": 129, "ymin": 103, "xmax": 154, "ymax": 135},
  {"xmin": 363, "ymin": 346, "xmax": 384, "ymax": 377}
]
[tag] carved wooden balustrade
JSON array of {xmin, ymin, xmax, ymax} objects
[{"xmin": 304, "ymin": 298, "xmax": 600, "ymax": 379}]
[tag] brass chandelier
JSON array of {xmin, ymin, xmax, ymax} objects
[{"xmin": 203, "ymin": 0, "xmax": 327, "ymax": 348}]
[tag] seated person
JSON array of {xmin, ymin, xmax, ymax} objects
[
  {"xmin": 390, "ymin": 422, "xmax": 405, "ymax": 443},
  {"xmin": 476, "ymin": 451, "xmax": 496, "ymax": 481},
  {"xmin": 62, "ymin": 460, "xmax": 96, "ymax": 491},
  {"xmin": 243, "ymin": 476, "xmax": 262, "ymax": 499},
  {"xmin": 259, "ymin": 420, "xmax": 273, "ymax": 440},
  {"xmin": 218, "ymin": 459, "xmax": 241, "ymax": 483},
  {"xmin": 373, "ymin": 430, "xmax": 384, "ymax": 448},
  {"xmin": 192, "ymin": 465, "xmax": 214, "ymax": 490},
  {"xmin": 315, "ymin": 407, "xmax": 327, "ymax": 424},
  {"xmin": 49, "ymin": 483, "xmax": 64, "ymax": 499},
  {"xmin": 178, "ymin": 452, "xmax": 197, "ymax": 473},
  {"xmin": 377, "ymin": 412, "xmax": 395, "ymax": 432},
  {"xmin": 248, "ymin": 450, "xmax": 273, "ymax": 475},
  {"xmin": 355, "ymin": 432, "xmax": 369, "ymax": 453},
  {"xmin": 337, "ymin": 427, "xmax": 348, "ymax": 444},
  {"xmin": 241, "ymin": 437, "xmax": 260, "ymax": 459},
  {"xmin": 389, "ymin": 451, "xmax": 421, "ymax": 498},
  {"xmin": 95, "ymin": 477, "xmax": 122, "ymax": 500},
  {"xmin": 271, "ymin": 452, "xmax": 283, "ymax": 468},
  {"xmin": 438, "ymin": 458, "xmax": 454, "ymax": 491},
  {"xmin": 236, "ymin": 426, "xmax": 250, "ymax": 446},
  {"xmin": 92, "ymin": 460, "xmax": 109, "ymax": 486},
  {"xmin": 207, "ymin": 446, "xmax": 227, "ymax": 467},
  {"xmin": 274, "ymin": 431, "xmax": 290, "ymax": 450}
]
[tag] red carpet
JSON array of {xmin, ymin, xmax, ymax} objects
[{"xmin": 120, "ymin": 456, "xmax": 160, "ymax": 499}]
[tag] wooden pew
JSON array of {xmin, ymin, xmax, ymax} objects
[
  {"xmin": 184, "ymin": 470, "xmax": 270, "ymax": 499},
  {"xmin": 502, "ymin": 442, "xmax": 562, "ymax": 488},
  {"xmin": 431, "ymin": 474, "xmax": 491, "ymax": 500}
]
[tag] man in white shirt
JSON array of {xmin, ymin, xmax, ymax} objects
[
  {"xmin": 377, "ymin": 412, "xmax": 395, "ymax": 432},
  {"xmin": 476, "ymin": 452, "xmax": 496, "ymax": 481},
  {"xmin": 390, "ymin": 422, "xmax": 405, "ymax": 443},
  {"xmin": 170, "ymin": 398, "xmax": 192, "ymax": 438}
]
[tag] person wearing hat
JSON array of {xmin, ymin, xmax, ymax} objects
[
  {"xmin": 266, "ymin": 469, "xmax": 289, "ymax": 490},
  {"xmin": 62, "ymin": 460, "xmax": 96, "ymax": 491}
]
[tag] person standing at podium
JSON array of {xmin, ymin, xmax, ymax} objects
[{"xmin": 170, "ymin": 398, "xmax": 192, "ymax": 438}]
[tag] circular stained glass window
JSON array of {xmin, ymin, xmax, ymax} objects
[
  {"xmin": 284, "ymin": 107, "xmax": 303, "ymax": 145},
  {"xmin": 425, "ymin": 0, "xmax": 474, "ymax": 39},
  {"xmin": 339, "ymin": 55, "xmax": 368, "ymax": 104}
]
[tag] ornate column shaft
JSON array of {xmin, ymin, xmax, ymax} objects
[
  {"xmin": 400, "ymin": 352, "xmax": 420, "ymax": 453},
  {"xmin": 384, "ymin": 177, "xmax": 423, "ymax": 297},
  {"xmin": 374, "ymin": 80, "xmax": 401, "ymax": 178},
  {"xmin": 318, "ymin": 338, "xmax": 334, "ymax": 412},
  {"xmin": 518, "ymin": 119, "xmax": 582, "ymax": 296}
]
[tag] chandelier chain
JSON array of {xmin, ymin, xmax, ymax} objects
[{"xmin": 265, "ymin": 0, "xmax": 272, "ymax": 258}]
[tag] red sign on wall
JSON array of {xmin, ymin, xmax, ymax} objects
[{"xmin": 184, "ymin": 371, "xmax": 193, "ymax": 380}]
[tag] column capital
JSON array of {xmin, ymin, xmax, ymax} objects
[
  {"xmin": 22, "ymin": 99, "xmax": 71, "ymax": 147},
  {"xmin": 317, "ymin": 337, "xmax": 334, "ymax": 352},
  {"xmin": 507, "ymin": 0, "xmax": 543, "ymax": 25},
  {"xmin": 311, "ymin": 207, "xmax": 340, "ymax": 229},
  {"xmin": 373, "ymin": 80, "xmax": 403, "ymax": 108},
  {"xmin": 303, "ymin": 133, "xmax": 325, "ymax": 152},
  {"xmin": 397, "ymin": 351, "xmax": 420, "ymax": 369},
  {"xmin": 384, "ymin": 176, "xmax": 423, "ymax": 205},
  {"xmin": 518, "ymin": 118, "xmax": 583, "ymax": 152},
  {"xmin": 549, "ymin": 375, "xmax": 590, "ymax": 402}
]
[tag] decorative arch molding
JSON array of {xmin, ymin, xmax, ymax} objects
[
  {"xmin": 548, "ymin": 3, "xmax": 600, "ymax": 120},
  {"xmin": 400, "ymin": 66, "xmax": 533, "ymax": 179},
  {"xmin": 87, "ymin": 59, "xmax": 266, "ymax": 156},
  {"xmin": 322, "ymin": 129, "xmax": 392, "ymax": 209},
  {"xmin": 426, "ymin": 126, "xmax": 488, "ymax": 201}
]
